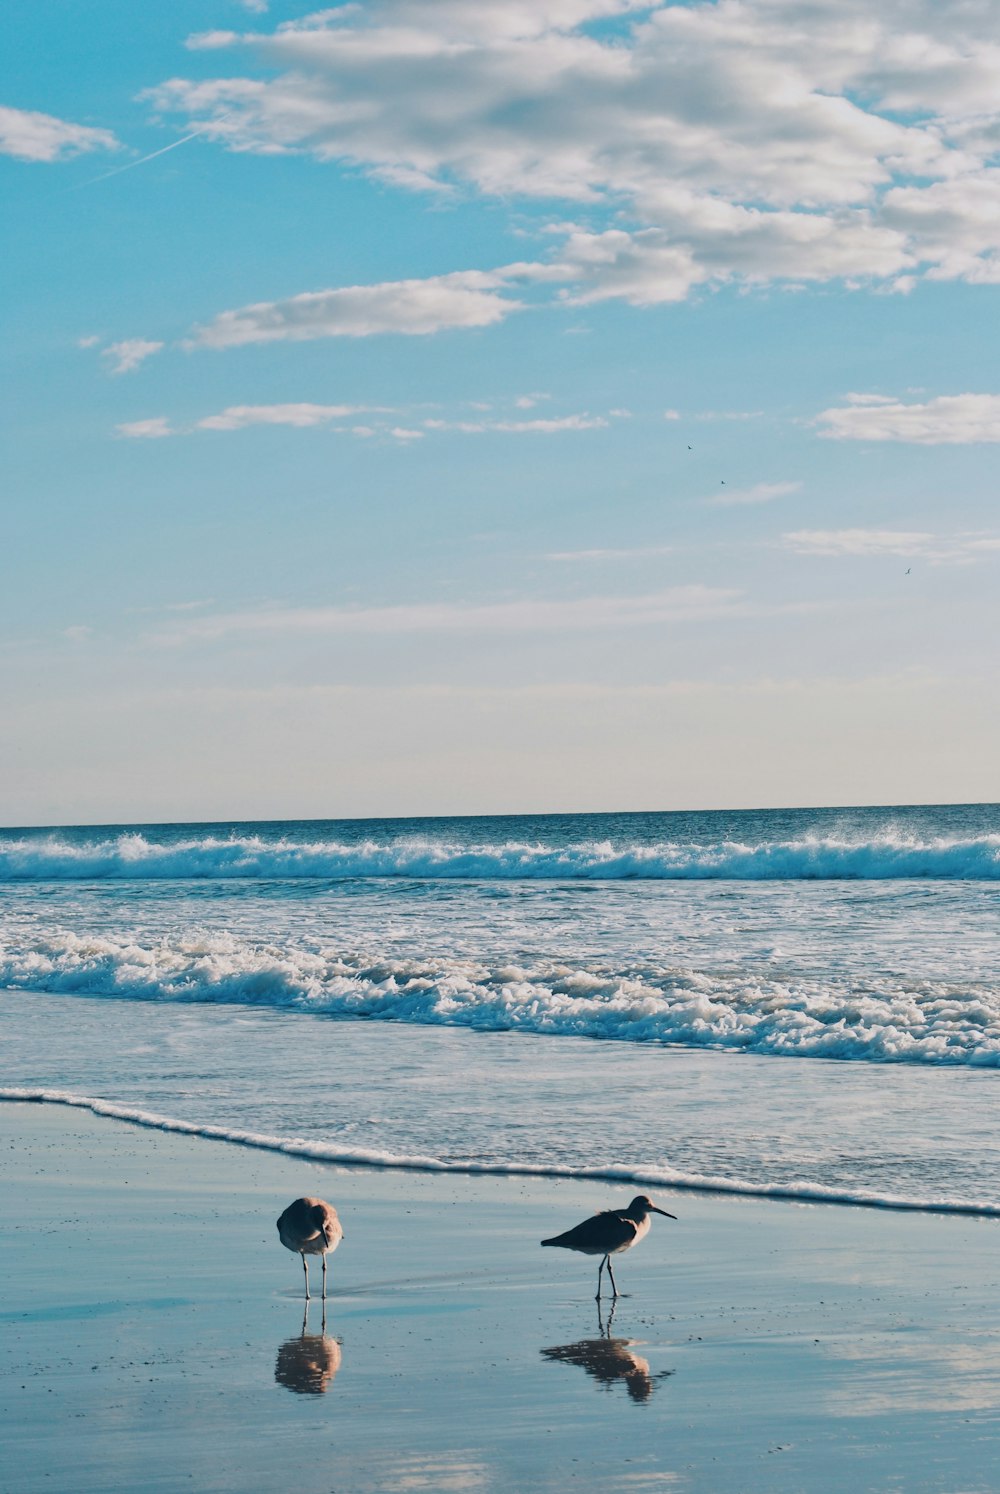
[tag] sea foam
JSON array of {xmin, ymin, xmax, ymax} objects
[
  {"xmin": 3, "ymin": 929, "xmax": 999, "ymax": 1065},
  {"xmin": 4, "ymin": 1086, "xmax": 999, "ymax": 1218},
  {"xmin": 2, "ymin": 830, "xmax": 1000, "ymax": 880}
]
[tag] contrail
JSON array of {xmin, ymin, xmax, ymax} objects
[{"xmin": 72, "ymin": 116, "xmax": 229, "ymax": 190}]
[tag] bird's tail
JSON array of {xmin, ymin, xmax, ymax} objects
[{"xmin": 541, "ymin": 1237, "xmax": 559, "ymax": 1247}]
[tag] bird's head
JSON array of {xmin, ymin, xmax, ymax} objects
[{"xmin": 628, "ymin": 1195, "xmax": 677, "ymax": 1221}]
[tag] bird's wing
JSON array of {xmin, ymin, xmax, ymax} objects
[{"xmin": 546, "ymin": 1211, "xmax": 638, "ymax": 1252}]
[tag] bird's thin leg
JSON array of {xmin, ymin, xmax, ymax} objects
[
  {"xmin": 596, "ymin": 1254, "xmax": 607, "ymax": 1301},
  {"xmin": 302, "ymin": 1253, "xmax": 310, "ymax": 1300},
  {"xmin": 606, "ymin": 1258, "xmax": 619, "ymax": 1299},
  {"xmin": 322, "ymin": 1252, "xmax": 328, "ymax": 1300}
]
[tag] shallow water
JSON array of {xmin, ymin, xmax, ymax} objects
[{"xmin": 2, "ymin": 805, "xmax": 999, "ymax": 1210}]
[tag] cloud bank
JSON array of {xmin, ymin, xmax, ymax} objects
[
  {"xmin": 818, "ymin": 393, "xmax": 1000, "ymax": 444},
  {"xmin": 151, "ymin": 585, "xmax": 744, "ymax": 643},
  {"xmin": 783, "ymin": 529, "xmax": 1000, "ymax": 562},
  {"xmin": 141, "ymin": 0, "xmax": 1000, "ymax": 302}
]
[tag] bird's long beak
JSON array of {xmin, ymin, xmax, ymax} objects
[{"xmin": 651, "ymin": 1207, "xmax": 677, "ymax": 1219}]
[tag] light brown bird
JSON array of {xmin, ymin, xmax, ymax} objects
[
  {"xmin": 541, "ymin": 1194, "xmax": 676, "ymax": 1299},
  {"xmin": 275, "ymin": 1307, "xmax": 343, "ymax": 1395},
  {"xmin": 276, "ymin": 1196, "xmax": 343, "ymax": 1299}
]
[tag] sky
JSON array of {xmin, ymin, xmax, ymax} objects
[{"xmin": 3, "ymin": 0, "xmax": 1000, "ymax": 825}]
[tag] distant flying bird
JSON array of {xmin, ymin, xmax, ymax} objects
[
  {"xmin": 542, "ymin": 1195, "xmax": 676, "ymax": 1299},
  {"xmin": 905, "ymin": 567, "xmax": 911, "ymax": 574},
  {"xmin": 277, "ymin": 1197, "xmax": 343, "ymax": 1299}
]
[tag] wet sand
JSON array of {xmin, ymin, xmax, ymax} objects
[{"xmin": 2, "ymin": 1100, "xmax": 1000, "ymax": 1493}]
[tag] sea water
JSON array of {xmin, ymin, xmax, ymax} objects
[{"xmin": 2, "ymin": 804, "xmax": 999, "ymax": 1212}]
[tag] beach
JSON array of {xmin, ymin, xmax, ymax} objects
[
  {"xmin": 4, "ymin": 809, "xmax": 1000, "ymax": 1491},
  {"xmin": 4, "ymin": 1099, "xmax": 1000, "ymax": 1494}
]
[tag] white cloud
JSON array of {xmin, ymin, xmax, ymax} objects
[
  {"xmin": 706, "ymin": 480, "xmax": 802, "ymax": 507},
  {"xmin": 196, "ymin": 401, "xmax": 373, "ymax": 430},
  {"xmin": 139, "ymin": 0, "xmax": 1000, "ymax": 299},
  {"xmin": 116, "ymin": 417, "xmax": 175, "ymax": 440},
  {"xmin": 422, "ymin": 413, "xmax": 608, "ymax": 434},
  {"xmin": 783, "ymin": 528, "xmax": 1000, "ymax": 562},
  {"xmin": 187, "ymin": 269, "xmax": 523, "ymax": 348},
  {"xmin": 0, "ymin": 104, "xmax": 118, "ymax": 162},
  {"xmin": 112, "ymin": 399, "xmax": 614, "ymax": 440},
  {"xmin": 76, "ymin": 334, "xmax": 100, "ymax": 349},
  {"xmin": 818, "ymin": 393, "xmax": 1000, "ymax": 443},
  {"xmin": 548, "ymin": 545, "xmax": 674, "ymax": 561},
  {"xmin": 151, "ymin": 584, "xmax": 743, "ymax": 643},
  {"xmin": 102, "ymin": 339, "xmax": 164, "ymax": 376},
  {"xmin": 186, "ymin": 31, "xmax": 242, "ymax": 51}
]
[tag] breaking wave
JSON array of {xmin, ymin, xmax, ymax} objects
[
  {"xmin": 3, "ymin": 929, "xmax": 1000, "ymax": 1066},
  {"xmin": 2, "ymin": 830, "xmax": 1000, "ymax": 880},
  {"xmin": 4, "ymin": 1086, "xmax": 998, "ymax": 1217}
]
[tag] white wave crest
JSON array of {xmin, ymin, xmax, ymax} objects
[
  {"xmin": 3, "ymin": 930, "xmax": 1000, "ymax": 1065},
  {"xmin": 4, "ymin": 1087, "xmax": 998, "ymax": 1218},
  {"xmin": 2, "ymin": 830, "xmax": 1000, "ymax": 880}
]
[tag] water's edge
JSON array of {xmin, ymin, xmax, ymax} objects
[{"xmin": 6, "ymin": 1087, "xmax": 999, "ymax": 1219}]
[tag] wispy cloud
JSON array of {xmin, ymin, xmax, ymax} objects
[
  {"xmin": 0, "ymin": 104, "xmax": 118, "ymax": 162},
  {"xmin": 423, "ymin": 413, "xmax": 608, "ymax": 435},
  {"xmin": 706, "ymin": 480, "xmax": 801, "ymax": 507},
  {"xmin": 150, "ymin": 586, "xmax": 744, "ymax": 644},
  {"xmin": 114, "ymin": 400, "xmax": 617, "ymax": 441},
  {"xmin": 783, "ymin": 528, "xmax": 1000, "ymax": 562},
  {"xmin": 115, "ymin": 417, "xmax": 174, "ymax": 440},
  {"xmin": 817, "ymin": 393, "xmax": 1000, "ymax": 443},
  {"xmin": 196, "ymin": 402, "xmax": 377, "ymax": 430},
  {"xmin": 186, "ymin": 268, "xmax": 527, "ymax": 348},
  {"xmin": 548, "ymin": 546, "xmax": 674, "ymax": 561},
  {"xmin": 102, "ymin": 339, "xmax": 163, "ymax": 376}
]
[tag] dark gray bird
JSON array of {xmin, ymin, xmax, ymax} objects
[
  {"xmin": 276, "ymin": 1196, "xmax": 343, "ymax": 1299},
  {"xmin": 541, "ymin": 1195, "xmax": 676, "ymax": 1299}
]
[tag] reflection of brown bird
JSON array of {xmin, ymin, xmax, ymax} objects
[
  {"xmin": 542, "ymin": 1195, "xmax": 676, "ymax": 1299},
  {"xmin": 275, "ymin": 1306, "xmax": 342, "ymax": 1394},
  {"xmin": 541, "ymin": 1301, "xmax": 671, "ymax": 1403},
  {"xmin": 277, "ymin": 1197, "xmax": 343, "ymax": 1299}
]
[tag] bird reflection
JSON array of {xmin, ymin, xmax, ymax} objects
[
  {"xmin": 275, "ymin": 1304, "xmax": 343, "ymax": 1395},
  {"xmin": 541, "ymin": 1301, "xmax": 672, "ymax": 1403}
]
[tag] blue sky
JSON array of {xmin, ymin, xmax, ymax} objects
[{"xmin": 3, "ymin": 0, "xmax": 999, "ymax": 823}]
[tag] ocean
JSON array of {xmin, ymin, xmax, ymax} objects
[{"xmin": 3, "ymin": 804, "xmax": 999, "ymax": 1215}]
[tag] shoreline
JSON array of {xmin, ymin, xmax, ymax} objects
[
  {"xmin": 5, "ymin": 1082, "xmax": 1000, "ymax": 1219},
  {"xmin": 4, "ymin": 1101, "xmax": 1000, "ymax": 1493}
]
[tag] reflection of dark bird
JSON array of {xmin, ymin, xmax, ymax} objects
[
  {"xmin": 541, "ymin": 1301, "xmax": 672, "ymax": 1403},
  {"xmin": 275, "ymin": 1305, "xmax": 342, "ymax": 1394},
  {"xmin": 542, "ymin": 1195, "xmax": 676, "ymax": 1299},
  {"xmin": 277, "ymin": 1197, "xmax": 343, "ymax": 1299}
]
